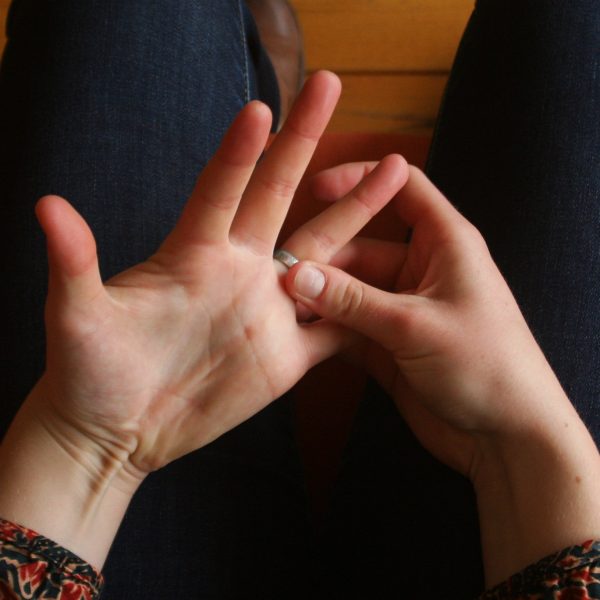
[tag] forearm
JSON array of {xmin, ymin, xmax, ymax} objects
[
  {"xmin": 0, "ymin": 382, "xmax": 141, "ymax": 570},
  {"xmin": 473, "ymin": 390, "xmax": 600, "ymax": 588}
]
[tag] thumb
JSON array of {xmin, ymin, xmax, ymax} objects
[
  {"xmin": 286, "ymin": 261, "xmax": 422, "ymax": 350},
  {"xmin": 35, "ymin": 195, "xmax": 104, "ymax": 304}
]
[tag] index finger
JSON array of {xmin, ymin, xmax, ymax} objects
[{"xmin": 394, "ymin": 166, "xmax": 471, "ymax": 237}]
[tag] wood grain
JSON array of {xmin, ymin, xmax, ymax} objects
[
  {"xmin": 330, "ymin": 73, "xmax": 447, "ymax": 133},
  {"xmin": 290, "ymin": 0, "xmax": 473, "ymax": 132},
  {"xmin": 291, "ymin": 0, "xmax": 473, "ymax": 72},
  {"xmin": 0, "ymin": 0, "xmax": 8, "ymax": 53},
  {"xmin": 0, "ymin": 1, "xmax": 473, "ymax": 133}
]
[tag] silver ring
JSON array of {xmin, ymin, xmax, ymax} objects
[{"xmin": 273, "ymin": 249, "xmax": 300, "ymax": 269}]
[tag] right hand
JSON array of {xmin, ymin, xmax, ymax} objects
[
  {"xmin": 285, "ymin": 163, "xmax": 600, "ymax": 589},
  {"xmin": 284, "ymin": 164, "xmax": 576, "ymax": 477}
]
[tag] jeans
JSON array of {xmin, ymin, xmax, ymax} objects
[
  {"xmin": 0, "ymin": 2, "xmax": 312, "ymax": 599},
  {"xmin": 320, "ymin": 2, "xmax": 600, "ymax": 597},
  {"xmin": 0, "ymin": 0, "xmax": 598, "ymax": 598}
]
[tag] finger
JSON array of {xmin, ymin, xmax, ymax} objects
[
  {"xmin": 394, "ymin": 166, "xmax": 470, "ymax": 236},
  {"xmin": 35, "ymin": 195, "xmax": 104, "ymax": 305},
  {"xmin": 298, "ymin": 318, "xmax": 359, "ymax": 369},
  {"xmin": 164, "ymin": 101, "xmax": 272, "ymax": 248},
  {"xmin": 295, "ymin": 301, "xmax": 314, "ymax": 322},
  {"xmin": 330, "ymin": 237, "xmax": 408, "ymax": 291},
  {"xmin": 285, "ymin": 260, "xmax": 428, "ymax": 351},
  {"xmin": 282, "ymin": 154, "xmax": 408, "ymax": 262},
  {"xmin": 310, "ymin": 161, "xmax": 378, "ymax": 202},
  {"xmin": 294, "ymin": 238, "xmax": 407, "ymax": 324},
  {"xmin": 230, "ymin": 71, "xmax": 342, "ymax": 253}
]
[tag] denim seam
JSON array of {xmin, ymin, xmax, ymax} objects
[{"xmin": 237, "ymin": 0, "xmax": 250, "ymax": 104}]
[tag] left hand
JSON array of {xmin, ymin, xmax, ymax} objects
[
  {"xmin": 3, "ymin": 72, "xmax": 410, "ymax": 568},
  {"xmin": 27, "ymin": 71, "xmax": 409, "ymax": 486}
]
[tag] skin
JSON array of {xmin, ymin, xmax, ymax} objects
[
  {"xmin": 0, "ymin": 71, "xmax": 409, "ymax": 569},
  {"xmin": 0, "ymin": 71, "xmax": 599, "ymax": 590},
  {"xmin": 286, "ymin": 162, "xmax": 600, "ymax": 586}
]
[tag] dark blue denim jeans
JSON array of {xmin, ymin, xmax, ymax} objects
[
  {"xmin": 321, "ymin": 2, "xmax": 600, "ymax": 598},
  {"xmin": 0, "ymin": 0, "xmax": 598, "ymax": 598},
  {"xmin": 0, "ymin": 2, "xmax": 313, "ymax": 599}
]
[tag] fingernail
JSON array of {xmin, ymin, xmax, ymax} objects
[{"xmin": 294, "ymin": 266, "xmax": 326, "ymax": 299}]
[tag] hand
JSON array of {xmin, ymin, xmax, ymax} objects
[
  {"xmin": 285, "ymin": 162, "xmax": 600, "ymax": 585},
  {"xmin": 286, "ymin": 163, "xmax": 566, "ymax": 474},
  {"xmin": 31, "ymin": 72, "xmax": 409, "ymax": 478},
  {"xmin": 0, "ymin": 72, "xmax": 409, "ymax": 567}
]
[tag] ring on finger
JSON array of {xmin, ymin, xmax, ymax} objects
[{"xmin": 273, "ymin": 248, "xmax": 300, "ymax": 270}]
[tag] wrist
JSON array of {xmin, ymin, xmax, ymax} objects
[
  {"xmin": 0, "ymin": 381, "xmax": 144, "ymax": 569},
  {"xmin": 472, "ymin": 404, "xmax": 600, "ymax": 588}
]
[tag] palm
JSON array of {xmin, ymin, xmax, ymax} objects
[
  {"xmin": 35, "ymin": 73, "xmax": 409, "ymax": 476},
  {"xmin": 359, "ymin": 238, "xmax": 479, "ymax": 475},
  {"xmin": 45, "ymin": 243, "xmax": 310, "ymax": 472}
]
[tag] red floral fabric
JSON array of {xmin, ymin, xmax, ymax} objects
[
  {"xmin": 0, "ymin": 518, "xmax": 103, "ymax": 599},
  {"xmin": 1, "ymin": 516, "xmax": 599, "ymax": 599},
  {"xmin": 479, "ymin": 540, "xmax": 600, "ymax": 599}
]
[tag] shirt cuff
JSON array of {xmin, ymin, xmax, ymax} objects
[
  {"xmin": 0, "ymin": 517, "xmax": 104, "ymax": 599},
  {"xmin": 479, "ymin": 540, "xmax": 600, "ymax": 599}
]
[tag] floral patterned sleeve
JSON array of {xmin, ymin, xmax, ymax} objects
[
  {"xmin": 0, "ymin": 518, "xmax": 103, "ymax": 599},
  {"xmin": 479, "ymin": 540, "xmax": 600, "ymax": 599},
  {"xmin": 1, "ymin": 518, "xmax": 599, "ymax": 600}
]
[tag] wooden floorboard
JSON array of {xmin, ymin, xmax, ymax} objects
[
  {"xmin": 291, "ymin": 0, "xmax": 473, "ymax": 72},
  {"xmin": 0, "ymin": 0, "xmax": 7, "ymax": 51},
  {"xmin": 0, "ymin": 1, "xmax": 474, "ymax": 133},
  {"xmin": 332, "ymin": 72, "xmax": 447, "ymax": 134},
  {"xmin": 291, "ymin": 0, "xmax": 473, "ymax": 132}
]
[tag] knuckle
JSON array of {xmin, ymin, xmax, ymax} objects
[
  {"xmin": 407, "ymin": 164, "xmax": 424, "ymax": 179},
  {"xmin": 334, "ymin": 278, "xmax": 366, "ymax": 321},
  {"xmin": 285, "ymin": 117, "xmax": 321, "ymax": 143},
  {"xmin": 461, "ymin": 220, "xmax": 489, "ymax": 252},
  {"xmin": 350, "ymin": 185, "xmax": 378, "ymax": 215},
  {"xmin": 258, "ymin": 174, "xmax": 297, "ymax": 201},
  {"xmin": 197, "ymin": 191, "xmax": 239, "ymax": 211},
  {"xmin": 306, "ymin": 226, "xmax": 336, "ymax": 254},
  {"xmin": 388, "ymin": 300, "xmax": 420, "ymax": 335}
]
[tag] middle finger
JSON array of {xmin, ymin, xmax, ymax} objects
[{"xmin": 229, "ymin": 71, "xmax": 341, "ymax": 253}]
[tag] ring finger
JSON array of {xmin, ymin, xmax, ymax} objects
[{"xmin": 281, "ymin": 154, "xmax": 408, "ymax": 263}]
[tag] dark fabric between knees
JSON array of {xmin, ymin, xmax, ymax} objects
[
  {"xmin": 427, "ymin": 0, "xmax": 600, "ymax": 437},
  {"xmin": 319, "ymin": 1, "xmax": 600, "ymax": 598}
]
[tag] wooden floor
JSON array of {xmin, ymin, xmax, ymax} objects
[
  {"xmin": 291, "ymin": 0, "xmax": 474, "ymax": 133},
  {"xmin": 0, "ymin": 0, "xmax": 474, "ymax": 134},
  {"xmin": 0, "ymin": 0, "xmax": 7, "ymax": 48}
]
